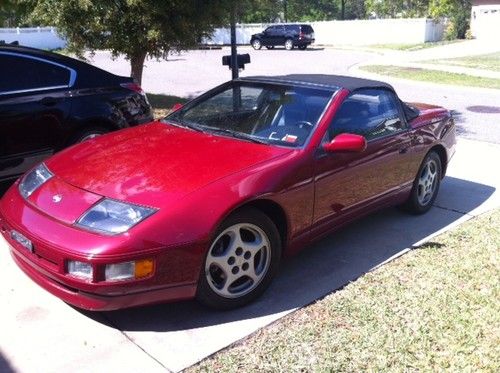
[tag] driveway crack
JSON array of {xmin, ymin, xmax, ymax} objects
[
  {"xmin": 433, "ymin": 204, "xmax": 472, "ymax": 216},
  {"xmin": 100, "ymin": 312, "xmax": 171, "ymax": 372}
]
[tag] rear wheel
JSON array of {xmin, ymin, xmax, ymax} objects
[
  {"xmin": 284, "ymin": 39, "xmax": 294, "ymax": 50},
  {"xmin": 197, "ymin": 208, "xmax": 281, "ymax": 309},
  {"xmin": 69, "ymin": 127, "xmax": 108, "ymax": 145},
  {"xmin": 403, "ymin": 151, "xmax": 442, "ymax": 214},
  {"xmin": 251, "ymin": 39, "xmax": 262, "ymax": 50}
]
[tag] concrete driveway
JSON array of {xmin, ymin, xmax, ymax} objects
[
  {"xmin": 1, "ymin": 138, "xmax": 499, "ymax": 372},
  {"xmin": 1, "ymin": 46, "xmax": 500, "ymax": 372}
]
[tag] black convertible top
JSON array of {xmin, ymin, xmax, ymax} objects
[{"xmin": 240, "ymin": 74, "xmax": 395, "ymax": 92}]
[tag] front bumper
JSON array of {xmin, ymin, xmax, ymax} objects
[{"xmin": 0, "ymin": 185, "xmax": 202, "ymax": 311}]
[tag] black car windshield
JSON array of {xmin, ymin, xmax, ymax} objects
[{"xmin": 165, "ymin": 82, "xmax": 335, "ymax": 147}]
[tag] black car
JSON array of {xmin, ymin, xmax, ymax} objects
[
  {"xmin": 0, "ymin": 44, "xmax": 153, "ymax": 192},
  {"xmin": 250, "ymin": 24, "xmax": 315, "ymax": 51}
]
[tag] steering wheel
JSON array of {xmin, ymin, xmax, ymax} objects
[{"xmin": 294, "ymin": 120, "xmax": 313, "ymax": 129}]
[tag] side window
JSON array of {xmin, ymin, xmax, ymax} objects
[
  {"xmin": 328, "ymin": 89, "xmax": 404, "ymax": 141},
  {"xmin": 0, "ymin": 54, "xmax": 70, "ymax": 93}
]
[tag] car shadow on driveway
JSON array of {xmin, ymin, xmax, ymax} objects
[{"xmin": 83, "ymin": 176, "xmax": 495, "ymax": 333}]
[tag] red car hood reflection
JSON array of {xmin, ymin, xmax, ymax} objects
[{"xmin": 45, "ymin": 121, "xmax": 292, "ymax": 207}]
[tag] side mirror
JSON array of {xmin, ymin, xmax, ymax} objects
[
  {"xmin": 323, "ymin": 133, "xmax": 367, "ymax": 153},
  {"xmin": 171, "ymin": 103, "xmax": 183, "ymax": 111}
]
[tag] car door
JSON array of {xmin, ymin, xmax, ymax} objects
[
  {"xmin": 0, "ymin": 52, "xmax": 74, "ymax": 182},
  {"xmin": 313, "ymin": 88, "xmax": 414, "ymax": 229}
]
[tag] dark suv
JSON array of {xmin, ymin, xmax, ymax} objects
[
  {"xmin": 250, "ymin": 24, "xmax": 315, "ymax": 50},
  {"xmin": 0, "ymin": 44, "xmax": 153, "ymax": 192}
]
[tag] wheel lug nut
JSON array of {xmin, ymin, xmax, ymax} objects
[
  {"xmin": 232, "ymin": 267, "xmax": 239, "ymax": 274},
  {"xmin": 235, "ymin": 247, "xmax": 243, "ymax": 256},
  {"xmin": 244, "ymin": 251, "xmax": 251, "ymax": 260},
  {"xmin": 227, "ymin": 257, "xmax": 235, "ymax": 265},
  {"xmin": 242, "ymin": 263, "xmax": 249, "ymax": 271}
]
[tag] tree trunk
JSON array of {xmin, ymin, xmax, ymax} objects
[
  {"xmin": 341, "ymin": 0, "xmax": 345, "ymax": 20},
  {"xmin": 130, "ymin": 52, "xmax": 147, "ymax": 86}
]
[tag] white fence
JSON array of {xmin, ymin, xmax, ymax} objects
[
  {"xmin": 204, "ymin": 18, "xmax": 446, "ymax": 46},
  {"xmin": 0, "ymin": 27, "xmax": 66, "ymax": 49}
]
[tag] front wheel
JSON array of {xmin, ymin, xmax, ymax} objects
[
  {"xmin": 284, "ymin": 39, "xmax": 294, "ymax": 50},
  {"xmin": 403, "ymin": 151, "xmax": 442, "ymax": 214},
  {"xmin": 251, "ymin": 39, "xmax": 262, "ymax": 50},
  {"xmin": 196, "ymin": 208, "xmax": 281, "ymax": 309}
]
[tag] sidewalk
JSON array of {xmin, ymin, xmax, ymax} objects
[{"xmin": 355, "ymin": 39, "xmax": 500, "ymax": 79}]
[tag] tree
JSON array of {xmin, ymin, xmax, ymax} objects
[
  {"xmin": 365, "ymin": 0, "xmax": 430, "ymax": 18},
  {"xmin": 429, "ymin": 0, "xmax": 471, "ymax": 39},
  {"xmin": 24, "ymin": 0, "xmax": 231, "ymax": 85}
]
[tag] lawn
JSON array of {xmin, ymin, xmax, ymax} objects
[
  {"xmin": 147, "ymin": 93, "xmax": 188, "ymax": 119},
  {"xmin": 368, "ymin": 40, "xmax": 465, "ymax": 52},
  {"xmin": 360, "ymin": 65, "xmax": 500, "ymax": 89},
  {"xmin": 192, "ymin": 209, "xmax": 500, "ymax": 372},
  {"xmin": 429, "ymin": 52, "xmax": 500, "ymax": 72}
]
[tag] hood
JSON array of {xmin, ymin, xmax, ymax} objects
[{"xmin": 45, "ymin": 121, "xmax": 292, "ymax": 207}]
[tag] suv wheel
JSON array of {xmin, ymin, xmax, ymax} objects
[
  {"xmin": 251, "ymin": 39, "xmax": 262, "ymax": 50},
  {"xmin": 284, "ymin": 39, "xmax": 294, "ymax": 50}
]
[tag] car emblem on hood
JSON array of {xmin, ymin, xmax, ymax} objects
[{"xmin": 52, "ymin": 194, "xmax": 62, "ymax": 203}]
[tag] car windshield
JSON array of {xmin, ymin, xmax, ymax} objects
[{"xmin": 165, "ymin": 82, "xmax": 334, "ymax": 147}]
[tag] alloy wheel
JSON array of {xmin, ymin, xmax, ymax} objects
[
  {"xmin": 417, "ymin": 158, "xmax": 438, "ymax": 206},
  {"xmin": 205, "ymin": 223, "xmax": 271, "ymax": 299}
]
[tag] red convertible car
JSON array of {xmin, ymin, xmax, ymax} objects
[{"xmin": 0, "ymin": 75, "xmax": 456, "ymax": 310}]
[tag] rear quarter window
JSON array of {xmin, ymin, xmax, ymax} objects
[{"xmin": 0, "ymin": 54, "xmax": 70, "ymax": 93}]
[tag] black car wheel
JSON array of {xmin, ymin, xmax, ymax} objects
[
  {"xmin": 70, "ymin": 127, "xmax": 109, "ymax": 145},
  {"xmin": 403, "ymin": 151, "xmax": 442, "ymax": 214},
  {"xmin": 284, "ymin": 39, "xmax": 294, "ymax": 50},
  {"xmin": 196, "ymin": 208, "xmax": 281, "ymax": 309},
  {"xmin": 251, "ymin": 39, "xmax": 262, "ymax": 50}
]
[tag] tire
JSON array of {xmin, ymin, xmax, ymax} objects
[
  {"xmin": 284, "ymin": 39, "xmax": 294, "ymax": 50},
  {"xmin": 196, "ymin": 208, "xmax": 282, "ymax": 310},
  {"xmin": 403, "ymin": 151, "xmax": 442, "ymax": 214},
  {"xmin": 69, "ymin": 127, "xmax": 108, "ymax": 145},
  {"xmin": 298, "ymin": 45, "xmax": 307, "ymax": 50},
  {"xmin": 251, "ymin": 39, "xmax": 262, "ymax": 50},
  {"xmin": 265, "ymin": 46, "xmax": 275, "ymax": 50}
]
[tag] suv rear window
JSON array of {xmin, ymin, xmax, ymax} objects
[{"xmin": 301, "ymin": 25, "xmax": 314, "ymax": 34}]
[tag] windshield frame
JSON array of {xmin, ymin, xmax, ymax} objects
[{"xmin": 163, "ymin": 80, "xmax": 338, "ymax": 149}]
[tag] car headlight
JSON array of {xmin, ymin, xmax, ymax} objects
[
  {"xmin": 19, "ymin": 163, "xmax": 53, "ymax": 198},
  {"xmin": 76, "ymin": 199, "xmax": 157, "ymax": 234},
  {"xmin": 105, "ymin": 259, "xmax": 154, "ymax": 281},
  {"xmin": 67, "ymin": 260, "xmax": 93, "ymax": 280}
]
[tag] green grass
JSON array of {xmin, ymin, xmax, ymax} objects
[
  {"xmin": 192, "ymin": 209, "xmax": 500, "ymax": 372},
  {"xmin": 369, "ymin": 40, "xmax": 465, "ymax": 51},
  {"xmin": 429, "ymin": 52, "xmax": 500, "ymax": 72},
  {"xmin": 147, "ymin": 93, "xmax": 188, "ymax": 119},
  {"xmin": 360, "ymin": 65, "xmax": 500, "ymax": 89}
]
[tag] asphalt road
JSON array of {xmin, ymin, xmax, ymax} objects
[{"xmin": 88, "ymin": 46, "xmax": 500, "ymax": 144}]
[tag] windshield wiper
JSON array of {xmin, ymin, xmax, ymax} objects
[
  {"xmin": 164, "ymin": 118, "xmax": 204, "ymax": 132},
  {"xmin": 203, "ymin": 127, "xmax": 268, "ymax": 144}
]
